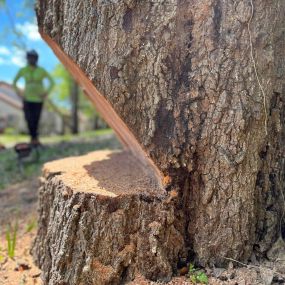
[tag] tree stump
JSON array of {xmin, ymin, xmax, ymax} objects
[
  {"xmin": 34, "ymin": 150, "xmax": 185, "ymax": 284},
  {"xmin": 34, "ymin": 0, "xmax": 285, "ymax": 284}
]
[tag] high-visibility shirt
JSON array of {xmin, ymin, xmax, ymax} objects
[{"xmin": 13, "ymin": 65, "xmax": 54, "ymax": 103}]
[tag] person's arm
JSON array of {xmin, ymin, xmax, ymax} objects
[
  {"xmin": 43, "ymin": 69, "xmax": 55, "ymax": 97},
  {"xmin": 13, "ymin": 69, "xmax": 23, "ymax": 98}
]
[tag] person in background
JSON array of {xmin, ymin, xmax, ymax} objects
[{"xmin": 13, "ymin": 50, "xmax": 54, "ymax": 146}]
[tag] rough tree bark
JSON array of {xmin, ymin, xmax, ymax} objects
[{"xmin": 34, "ymin": 0, "xmax": 285, "ymax": 284}]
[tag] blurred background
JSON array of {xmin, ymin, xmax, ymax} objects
[{"xmin": 0, "ymin": 0, "xmax": 119, "ymax": 189}]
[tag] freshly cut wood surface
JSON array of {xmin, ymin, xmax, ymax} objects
[{"xmin": 43, "ymin": 150, "xmax": 164, "ymax": 197}]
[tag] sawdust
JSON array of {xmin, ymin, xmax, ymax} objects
[{"xmin": 43, "ymin": 150, "xmax": 165, "ymax": 198}]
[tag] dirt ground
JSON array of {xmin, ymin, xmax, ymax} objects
[
  {"xmin": 0, "ymin": 231, "xmax": 41, "ymax": 285},
  {"xmin": 0, "ymin": 179, "xmax": 39, "ymax": 226},
  {"xmin": 0, "ymin": 178, "xmax": 42, "ymax": 285},
  {"xmin": 0, "ymin": 179, "xmax": 285, "ymax": 285}
]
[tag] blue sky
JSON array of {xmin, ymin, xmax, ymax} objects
[{"xmin": 0, "ymin": 0, "xmax": 59, "ymax": 84}]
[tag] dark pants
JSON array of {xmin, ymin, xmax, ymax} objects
[{"xmin": 23, "ymin": 101, "xmax": 43, "ymax": 140}]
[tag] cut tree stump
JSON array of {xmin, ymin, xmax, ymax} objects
[
  {"xmin": 34, "ymin": 0, "xmax": 285, "ymax": 284},
  {"xmin": 34, "ymin": 151, "xmax": 185, "ymax": 284}
]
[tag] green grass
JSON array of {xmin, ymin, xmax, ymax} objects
[
  {"xmin": 6, "ymin": 222, "xmax": 18, "ymax": 259},
  {"xmin": 0, "ymin": 246, "xmax": 4, "ymax": 262},
  {"xmin": 25, "ymin": 219, "xmax": 37, "ymax": 233},
  {"xmin": 0, "ymin": 129, "xmax": 112, "ymax": 146},
  {"xmin": 189, "ymin": 264, "xmax": 208, "ymax": 284},
  {"xmin": 0, "ymin": 129, "xmax": 120, "ymax": 190}
]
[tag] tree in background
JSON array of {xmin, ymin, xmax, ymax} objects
[
  {"xmin": 70, "ymin": 80, "xmax": 79, "ymax": 134},
  {"xmin": 52, "ymin": 64, "xmax": 79, "ymax": 134},
  {"xmin": 0, "ymin": 0, "xmax": 34, "ymax": 50},
  {"xmin": 51, "ymin": 63, "xmax": 106, "ymax": 134}
]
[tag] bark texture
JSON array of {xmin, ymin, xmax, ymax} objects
[
  {"xmin": 33, "ymin": 151, "xmax": 185, "ymax": 284},
  {"xmin": 34, "ymin": 0, "xmax": 285, "ymax": 283}
]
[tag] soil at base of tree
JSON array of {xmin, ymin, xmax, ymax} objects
[{"xmin": 1, "ymin": 227, "xmax": 284, "ymax": 285}]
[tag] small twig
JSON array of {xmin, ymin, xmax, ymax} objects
[
  {"xmin": 247, "ymin": 0, "xmax": 268, "ymax": 135},
  {"xmin": 222, "ymin": 256, "xmax": 285, "ymax": 279},
  {"xmin": 4, "ymin": 4, "xmax": 27, "ymax": 51},
  {"xmin": 278, "ymin": 159, "xmax": 285, "ymax": 236},
  {"xmin": 223, "ymin": 257, "xmax": 249, "ymax": 268},
  {"xmin": 280, "ymin": 186, "xmax": 285, "ymax": 234}
]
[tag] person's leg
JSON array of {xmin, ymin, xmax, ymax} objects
[
  {"xmin": 29, "ymin": 102, "xmax": 43, "ymax": 142},
  {"xmin": 23, "ymin": 101, "xmax": 34, "ymax": 140}
]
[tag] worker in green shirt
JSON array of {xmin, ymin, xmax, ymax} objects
[{"xmin": 13, "ymin": 50, "xmax": 54, "ymax": 146}]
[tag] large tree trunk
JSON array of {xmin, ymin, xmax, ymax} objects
[{"xmin": 34, "ymin": 0, "xmax": 285, "ymax": 283}]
